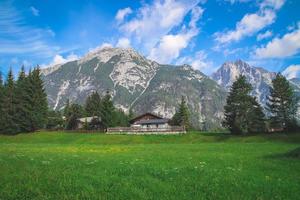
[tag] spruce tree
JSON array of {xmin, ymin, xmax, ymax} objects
[
  {"xmin": 267, "ymin": 73, "xmax": 298, "ymax": 131},
  {"xmin": 0, "ymin": 72, "xmax": 4, "ymax": 133},
  {"xmin": 2, "ymin": 69, "xmax": 19, "ymax": 134},
  {"xmin": 46, "ymin": 110, "xmax": 64, "ymax": 130},
  {"xmin": 113, "ymin": 109, "xmax": 130, "ymax": 127},
  {"xmin": 171, "ymin": 96, "xmax": 191, "ymax": 130},
  {"xmin": 27, "ymin": 67, "xmax": 48, "ymax": 131},
  {"xmin": 223, "ymin": 75, "xmax": 265, "ymax": 134},
  {"xmin": 65, "ymin": 103, "xmax": 83, "ymax": 130},
  {"xmin": 64, "ymin": 99, "xmax": 70, "ymax": 117},
  {"xmin": 85, "ymin": 91, "xmax": 102, "ymax": 116},
  {"xmin": 15, "ymin": 66, "xmax": 32, "ymax": 132},
  {"xmin": 247, "ymin": 97, "xmax": 266, "ymax": 133},
  {"xmin": 128, "ymin": 108, "xmax": 134, "ymax": 119},
  {"xmin": 100, "ymin": 90, "xmax": 115, "ymax": 128}
]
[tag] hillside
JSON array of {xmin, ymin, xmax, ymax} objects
[{"xmin": 42, "ymin": 47, "xmax": 226, "ymax": 129}]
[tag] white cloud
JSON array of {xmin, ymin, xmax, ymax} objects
[
  {"xmin": 99, "ymin": 43, "xmax": 113, "ymax": 49},
  {"xmin": 254, "ymin": 27, "xmax": 300, "ymax": 58},
  {"xmin": 260, "ymin": 0, "xmax": 285, "ymax": 10},
  {"xmin": 215, "ymin": 9, "xmax": 275, "ymax": 44},
  {"xmin": 176, "ymin": 50, "xmax": 214, "ymax": 74},
  {"xmin": 116, "ymin": 38, "xmax": 131, "ymax": 48},
  {"xmin": 86, "ymin": 43, "xmax": 113, "ymax": 54},
  {"xmin": 50, "ymin": 53, "xmax": 79, "ymax": 66},
  {"xmin": 30, "ymin": 6, "xmax": 39, "ymax": 16},
  {"xmin": 119, "ymin": 0, "xmax": 201, "ymax": 52},
  {"xmin": 189, "ymin": 6, "xmax": 204, "ymax": 29},
  {"xmin": 282, "ymin": 65, "xmax": 300, "ymax": 79},
  {"xmin": 224, "ymin": 0, "xmax": 251, "ymax": 4},
  {"xmin": 148, "ymin": 5, "xmax": 203, "ymax": 64},
  {"xmin": 257, "ymin": 30, "xmax": 273, "ymax": 41},
  {"xmin": 149, "ymin": 33, "xmax": 195, "ymax": 64},
  {"xmin": 214, "ymin": 0, "xmax": 284, "ymax": 44},
  {"xmin": 115, "ymin": 7, "xmax": 132, "ymax": 22},
  {"xmin": 0, "ymin": 1, "xmax": 58, "ymax": 58}
]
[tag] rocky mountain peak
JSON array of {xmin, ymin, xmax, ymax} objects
[
  {"xmin": 79, "ymin": 47, "xmax": 146, "ymax": 64},
  {"xmin": 212, "ymin": 60, "xmax": 276, "ymax": 106}
]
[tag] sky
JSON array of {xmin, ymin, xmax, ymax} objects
[{"xmin": 0, "ymin": 0, "xmax": 300, "ymax": 79}]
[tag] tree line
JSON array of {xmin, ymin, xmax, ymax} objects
[
  {"xmin": 0, "ymin": 67, "xmax": 48, "ymax": 134},
  {"xmin": 0, "ymin": 67, "xmax": 298, "ymax": 135},
  {"xmin": 223, "ymin": 74, "xmax": 299, "ymax": 134},
  {"xmin": 59, "ymin": 91, "xmax": 133, "ymax": 130}
]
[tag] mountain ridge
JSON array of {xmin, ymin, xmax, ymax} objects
[
  {"xmin": 42, "ymin": 47, "xmax": 300, "ymax": 128},
  {"xmin": 211, "ymin": 59, "xmax": 277, "ymax": 106},
  {"xmin": 42, "ymin": 47, "xmax": 226, "ymax": 129}
]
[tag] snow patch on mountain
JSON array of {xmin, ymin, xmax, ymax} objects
[
  {"xmin": 77, "ymin": 77, "xmax": 93, "ymax": 92},
  {"xmin": 54, "ymin": 80, "xmax": 70, "ymax": 110},
  {"xmin": 152, "ymin": 102, "xmax": 176, "ymax": 118},
  {"xmin": 94, "ymin": 63, "xmax": 100, "ymax": 72},
  {"xmin": 107, "ymin": 48, "xmax": 159, "ymax": 94}
]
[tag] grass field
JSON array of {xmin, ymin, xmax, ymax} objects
[{"xmin": 0, "ymin": 131, "xmax": 300, "ymax": 200}]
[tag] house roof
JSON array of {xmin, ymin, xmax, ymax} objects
[
  {"xmin": 78, "ymin": 116, "xmax": 100, "ymax": 123},
  {"xmin": 135, "ymin": 118, "xmax": 169, "ymax": 125},
  {"xmin": 129, "ymin": 112, "xmax": 163, "ymax": 124}
]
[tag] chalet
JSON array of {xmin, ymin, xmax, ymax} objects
[
  {"xmin": 77, "ymin": 116, "xmax": 102, "ymax": 129},
  {"xmin": 106, "ymin": 113, "xmax": 185, "ymax": 134},
  {"xmin": 129, "ymin": 113, "xmax": 170, "ymax": 129}
]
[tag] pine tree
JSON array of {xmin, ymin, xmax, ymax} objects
[
  {"xmin": 46, "ymin": 110, "xmax": 64, "ymax": 130},
  {"xmin": 15, "ymin": 66, "xmax": 32, "ymax": 132},
  {"xmin": 128, "ymin": 108, "xmax": 135, "ymax": 120},
  {"xmin": 100, "ymin": 90, "xmax": 115, "ymax": 128},
  {"xmin": 223, "ymin": 75, "xmax": 266, "ymax": 134},
  {"xmin": 0, "ymin": 72, "xmax": 4, "ymax": 133},
  {"xmin": 171, "ymin": 96, "xmax": 191, "ymax": 130},
  {"xmin": 267, "ymin": 73, "xmax": 298, "ymax": 131},
  {"xmin": 113, "ymin": 109, "xmax": 130, "ymax": 127},
  {"xmin": 2, "ymin": 69, "xmax": 19, "ymax": 134},
  {"xmin": 64, "ymin": 99, "xmax": 70, "ymax": 117},
  {"xmin": 65, "ymin": 103, "xmax": 83, "ymax": 130},
  {"xmin": 85, "ymin": 91, "xmax": 102, "ymax": 117},
  {"xmin": 247, "ymin": 97, "xmax": 266, "ymax": 133},
  {"xmin": 27, "ymin": 67, "xmax": 48, "ymax": 131}
]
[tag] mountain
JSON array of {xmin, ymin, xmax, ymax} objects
[
  {"xmin": 211, "ymin": 60, "xmax": 276, "ymax": 106},
  {"xmin": 289, "ymin": 78, "xmax": 300, "ymax": 96},
  {"xmin": 290, "ymin": 78, "xmax": 300, "ymax": 89},
  {"xmin": 42, "ymin": 47, "xmax": 226, "ymax": 129}
]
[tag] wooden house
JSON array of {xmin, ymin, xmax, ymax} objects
[
  {"xmin": 129, "ymin": 113, "xmax": 170, "ymax": 129},
  {"xmin": 107, "ymin": 113, "xmax": 185, "ymax": 134},
  {"xmin": 77, "ymin": 116, "xmax": 102, "ymax": 129}
]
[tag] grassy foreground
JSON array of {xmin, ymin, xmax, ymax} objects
[{"xmin": 0, "ymin": 131, "xmax": 300, "ymax": 200}]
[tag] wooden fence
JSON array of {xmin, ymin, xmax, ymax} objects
[{"xmin": 106, "ymin": 126, "xmax": 186, "ymax": 134}]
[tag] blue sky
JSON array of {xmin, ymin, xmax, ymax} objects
[{"xmin": 0, "ymin": 0, "xmax": 300, "ymax": 78}]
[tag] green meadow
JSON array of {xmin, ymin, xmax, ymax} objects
[{"xmin": 0, "ymin": 132, "xmax": 300, "ymax": 200}]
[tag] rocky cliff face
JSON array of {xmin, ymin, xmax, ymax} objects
[
  {"xmin": 42, "ymin": 47, "xmax": 226, "ymax": 129},
  {"xmin": 211, "ymin": 60, "xmax": 276, "ymax": 106}
]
